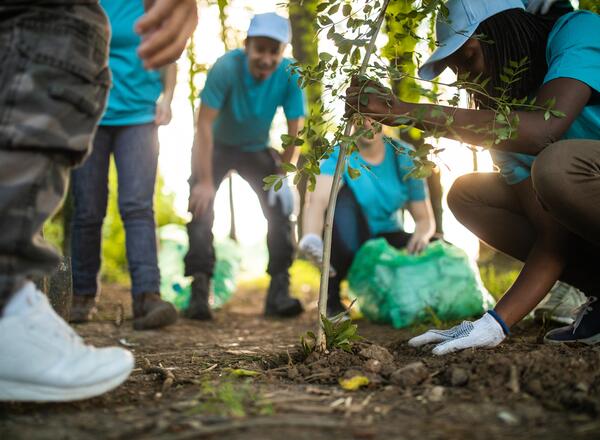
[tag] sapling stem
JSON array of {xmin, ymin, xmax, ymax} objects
[{"xmin": 316, "ymin": 0, "xmax": 391, "ymax": 351}]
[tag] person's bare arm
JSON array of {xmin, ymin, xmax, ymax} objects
[
  {"xmin": 302, "ymin": 174, "xmax": 334, "ymax": 237},
  {"xmin": 280, "ymin": 118, "xmax": 304, "ymax": 166},
  {"xmin": 136, "ymin": 0, "xmax": 198, "ymax": 69},
  {"xmin": 188, "ymin": 105, "xmax": 219, "ymax": 218},
  {"xmin": 155, "ymin": 63, "xmax": 177, "ymax": 125},
  {"xmin": 493, "ymin": 179, "xmax": 570, "ymax": 327},
  {"xmin": 347, "ymin": 77, "xmax": 591, "ymax": 156},
  {"xmin": 405, "ymin": 199, "xmax": 436, "ymax": 254}
]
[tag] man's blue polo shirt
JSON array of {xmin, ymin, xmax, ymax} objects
[{"xmin": 200, "ymin": 49, "xmax": 306, "ymax": 152}]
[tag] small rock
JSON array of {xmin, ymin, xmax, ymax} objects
[
  {"xmin": 364, "ymin": 359, "xmax": 382, "ymax": 374},
  {"xmin": 287, "ymin": 366, "xmax": 299, "ymax": 380},
  {"xmin": 390, "ymin": 361, "xmax": 429, "ymax": 387},
  {"xmin": 448, "ymin": 367, "xmax": 469, "ymax": 387},
  {"xmin": 427, "ymin": 386, "xmax": 445, "ymax": 402},
  {"xmin": 575, "ymin": 382, "xmax": 589, "ymax": 394},
  {"xmin": 497, "ymin": 410, "xmax": 519, "ymax": 425},
  {"xmin": 359, "ymin": 345, "xmax": 394, "ymax": 365}
]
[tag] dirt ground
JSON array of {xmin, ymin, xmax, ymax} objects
[{"xmin": 1, "ymin": 283, "xmax": 599, "ymax": 440}]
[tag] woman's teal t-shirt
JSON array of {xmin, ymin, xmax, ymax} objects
[
  {"xmin": 491, "ymin": 11, "xmax": 600, "ymax": 184},
  {"xmin": 99, "ymin": 0, "xmax": 163, "ymax": 126},
  {"xmin": 320, "ymin": 141, "xmax": 427, "ymax": 235}
]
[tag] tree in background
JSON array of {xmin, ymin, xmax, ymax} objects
[
  {"xmin": 289, "ymin": 0, "xmax": 323, "ymax": 238},
  {"xmin": 383, "ymin": 0, "xmax": 443, "ymax": 235}
]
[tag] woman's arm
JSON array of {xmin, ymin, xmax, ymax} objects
[
  {"xmin": 493, "ymin": 179, "xmax": 571, "ymax": 327},
  {"xmin": 302, "ymin": 174, "xmax": 334, "ymax": 237},
  {"xmin": 347, "ymin": 77, "xmax": 591, "ymax": 155},
  {"xmin": 405, "ymin": 199, "xmax": 436, "ymax": 254}
]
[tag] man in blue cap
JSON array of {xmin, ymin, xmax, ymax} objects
[{"xmin": 185, "ymin": 12, "xmax": 306, "ymax": 320}]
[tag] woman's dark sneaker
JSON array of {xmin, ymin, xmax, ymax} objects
[
  {"xmin": 265, "ymin": 273, "xmax": 303, "ymax": 318},
  {"xmin": 132, "ymin": 292, "xmax": 178, "ymax": 330},
  {"xmin": 184, "ymin": 273, "xmax": 212, "ymax": 320},
  {"xmin": 544, "ymin": 296, "xmax": 600, "ymax": 345}
]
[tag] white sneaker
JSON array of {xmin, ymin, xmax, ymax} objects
[
  {"xmin": 534, "ymin": 281, "xmax": 587, "ymax": 325},
  {"xmin": 0, "ymin": 282, "xmax": 134, "ymax": 402}
]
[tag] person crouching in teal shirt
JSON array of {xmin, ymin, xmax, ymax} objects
[
  {"xmin": 70, "ymin": 0, "xmax": 178, "ymax": 330},
  {"xmin": 298, "ymin": 119, "xmax": 436, "ymax": 317},
  {"xmin": 185, "ymin": 13, "xmax": 306, "ymax": 320}
]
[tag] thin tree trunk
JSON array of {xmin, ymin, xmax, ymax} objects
[{"xmin": 317, "ymin": 0, "xmax": 392, "ymax": 351}]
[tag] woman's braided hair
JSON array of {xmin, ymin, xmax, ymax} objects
[{"xmin": 471, "ymin": 8, "xmax": 557, "ymax": 109}]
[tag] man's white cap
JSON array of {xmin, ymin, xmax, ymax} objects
[
  {"xmin": 247, "ymin": 12, "xmax": 291, "ymax": 44},
  {"xmin": 418, "ymin": 0, "xmax": 525, "ymax": 80}
]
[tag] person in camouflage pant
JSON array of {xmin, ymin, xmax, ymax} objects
[
  {"xmin": 0, "ymin": 0, "xmax": 197, "ymax": 402},
  {"xmin": 0, "ymin": 2, "xmax": 111, "ymax": 310}
]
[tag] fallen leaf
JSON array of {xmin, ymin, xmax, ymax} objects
[{"xmin": 339, "ymin": 375, "xmax": 369, "ymax": 391}]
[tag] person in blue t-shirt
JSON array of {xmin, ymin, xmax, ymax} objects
[
  {"xmin": 298, "ymin": 119, "xmax": 435, "ymax": 317},
  {"xmin": 348, "ymin": 0, "xmax": 600, "ymax": 352},
  {"xmin": 185, "ymin": 13, "xmax": 306, "ymax": 320},
  {"xmin": 69, "ymin": 0, "xmax": 178, "ymax": 331}
]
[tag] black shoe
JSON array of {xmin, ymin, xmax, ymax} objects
[
  {"xmin": 265, "ymin": 273, "xmax": 303, "ymax": 318},
  {"xmin": 132, "ymin": 292, "xmax": 178, "ymax": 330},
  {"xmin": 544, "ymin": 296, "xmax": 600, "ymax": 345},
  {"xmin": 185, "ymin": 273, "xmax": 213, "ymax": 320}
]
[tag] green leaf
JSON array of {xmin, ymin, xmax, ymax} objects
[
  {"xmin": 319, "ymin": 52, "xmax": 334, "ymax": 62},
  {"xmin": 347, "ymin": 165, "xmax": 361, "ymax": 180},
  {"xmin": 342, "ymin": 4, "xmax": 352, "ymax": 16},
  {"xmin": 226, "ymin": 368, "xmax": 261, "ymax": 377},
  {"xmin": 281, "ymin": 162, "xmax": 296, "ymax": 173}
]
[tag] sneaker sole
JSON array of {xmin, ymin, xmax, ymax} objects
[
  {"xmin": 0, "ymin": 367, "xmax": 132, "ymax": 402},
  {"xmin": 533, "ymin": 310, "xmax": 574, "ymax": 325},
  {"xmin": 543, "ymin": 333, "xmax": 600, "ymax": 345}
]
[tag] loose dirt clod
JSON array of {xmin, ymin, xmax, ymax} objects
[
  {"xmin": 390, "ymin": 362, "xmax": 429, "ymax": 387},
  {"xmin": 448, "ymin": 367, "xmax": 469, "ymax": 387}
]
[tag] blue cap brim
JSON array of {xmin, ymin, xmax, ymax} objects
[{"xmin": 418, "ymin": 23, "xmax": 478, "ymax": 80}]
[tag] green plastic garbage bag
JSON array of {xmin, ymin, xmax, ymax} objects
[
  {"xmin": 158, "ymin": 224, "xmax": 241, "ymax": 310},
  {"xmin": 347, "ymin": 239, "xmax": 495, "ymax": 329}
]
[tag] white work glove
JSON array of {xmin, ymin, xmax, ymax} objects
[
  {"xmin": 408, "ymin": 312, "xmax": 508, "ymax": 355},
  {"xmin": 526, "ymin": 0, "xmax": 562, "ymax": 15},
  {"xmin": 267, "ymin": 177, "xmax": 294, "ymax": 217},
  {"xmin": 298, "ymin": 233, "xmax": 337, "ymax": 277}
]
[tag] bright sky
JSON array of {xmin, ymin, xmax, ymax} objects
[{"xmin": 156, "ymin": 0, "xmax": 497, "ymax": 270}]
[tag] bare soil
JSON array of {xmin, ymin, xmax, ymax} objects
[{"xmin": 1, "ymin": 283, "xmax": 599, "ymax": 440}]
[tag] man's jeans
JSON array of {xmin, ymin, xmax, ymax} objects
[
  {"xmin": 185, "ymin": 147, "xmax": 294, "ymax": 278},
  {"xmin": 71, "ymin": 124, "xmax": 160, "ymax": 297}
]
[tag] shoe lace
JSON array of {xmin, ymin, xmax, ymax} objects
[{"xmin": 572, "ymin": 296, "xmax": 597, "ymax": 334}]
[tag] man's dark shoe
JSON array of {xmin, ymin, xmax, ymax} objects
[
  {"xmin": 544, "ymin": 296, "xmax": 600, "ymax": 345},
  {"xmin": 265, "ymin": 273, "xmax": 303, "ymax": 318},
  {"xmin": 132, "ymin": 292, "xmax": 178, "ymax": 330},
  {"xmin": 184, "ymin": 273, "xmax": 212, "ymax": 320},
  {"xmin": 70, "ymin": 295, "xmax": 98, "ymax": 323}
]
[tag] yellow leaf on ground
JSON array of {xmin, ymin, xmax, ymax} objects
[
  {"xmin": 339, "ymin": 375, "xmax": 369, "ymax": 391},
  {"xmin": 225, "ymin": 368, "xmax": 261, "ymax": 377}
]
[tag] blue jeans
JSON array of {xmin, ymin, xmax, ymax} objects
[
  {"xmin": 329, "ymin": 186, "xmax": 411, "ymax": 306},
  {"xmin": 71, "ymin": 124, "xmax": 160, "ymax": 297}
]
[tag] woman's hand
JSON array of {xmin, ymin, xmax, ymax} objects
[
  {"xmin": 345, "ymin": 76, "xmax": 407, "ymax": 124},
  {"xmin": 136, "ymin": 0, "xmax": 198, "ymax": 69},
  {"xmin": 155, "ymin": 97, "xmax": 172, "ymax": 125},
  {"xmin": 406, "ymin": 231, "xmax": 430, "ymax": 255}
]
